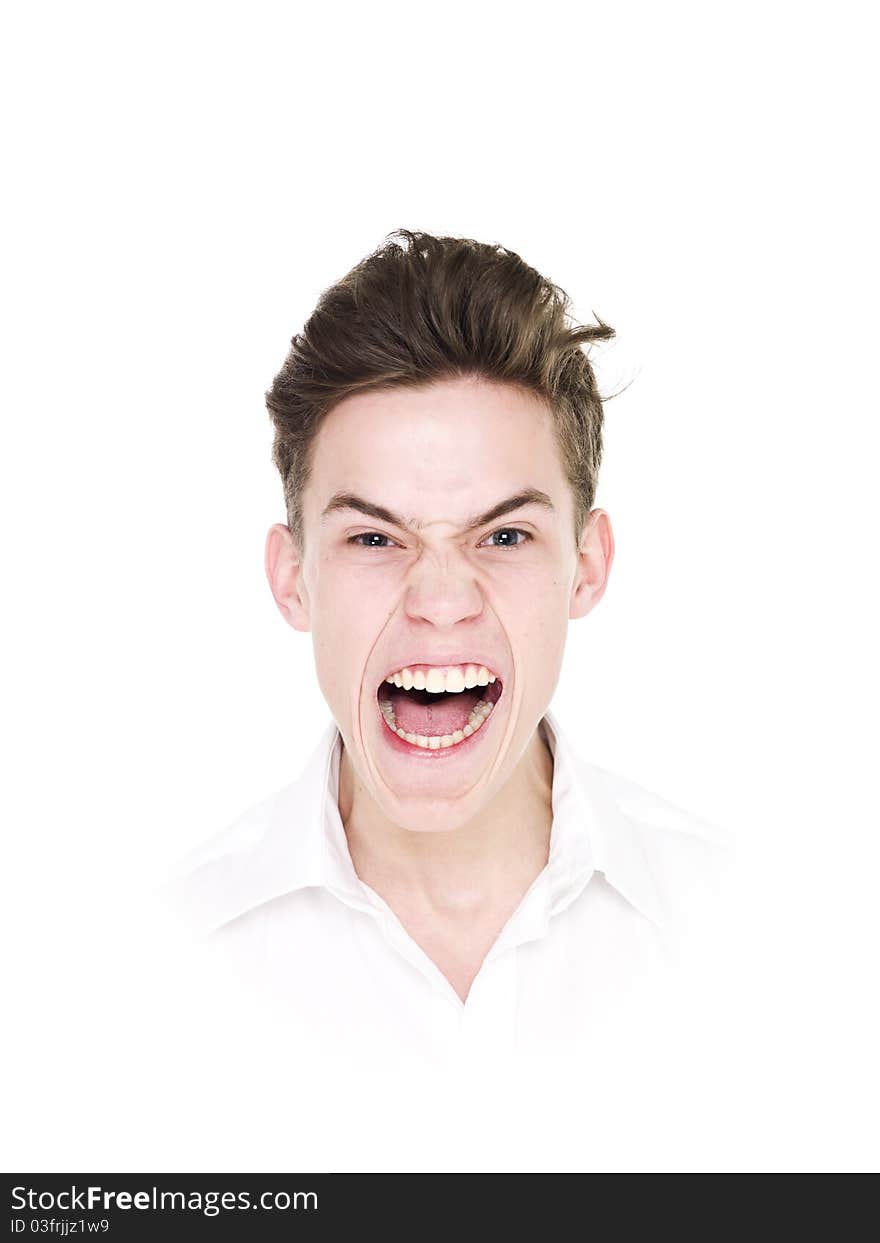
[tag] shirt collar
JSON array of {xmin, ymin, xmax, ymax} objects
[
  {"xmin": 543, "ymin": 710, "xmax": 666, "ymax": 928},
  {"xmin": 171, "ymin": 710, "xmax": 665, "ymax": 934}
]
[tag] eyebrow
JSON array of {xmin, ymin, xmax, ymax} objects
[{"xmin": 320, "ymin": 487, "xmax": 555, "ymax": 533}]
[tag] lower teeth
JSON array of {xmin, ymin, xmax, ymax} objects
[{"xmin": 380, "ymin": 700, "xmax": 494, "ymax": 749}]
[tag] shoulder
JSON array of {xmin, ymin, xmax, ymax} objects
[
  {"xmin": 587, "ymin": 758, "xmax": 732, "ymax": 848},
  {"xmin": 173, "ymin": 783, "xmax": 291, "ymax": 876},
  {"xmin": 158, "ymin": 720, "xmax": 339, "ymax": 936},
  {"xmin": 576, "ymin": 752, "xmax": 735, "ymax": 934},
  {"xmin": 157, "ymin": 781, "xmax": 298, "ymax": 935}
]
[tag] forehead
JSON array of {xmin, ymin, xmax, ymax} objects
[{"xmin": 308, "ymin": 377, "xmax": 567, "ymax": 521}]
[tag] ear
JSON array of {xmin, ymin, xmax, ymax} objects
[
  {"xmin": 265, "ymin": 523, "xmax": 311, "ymax": 632},
  {"xmin": 569, "ymin": 509, "xmax": 614, "ymax": 620}
]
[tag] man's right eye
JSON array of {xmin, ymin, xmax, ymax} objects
[{"xmin": 347, "ymin": 532, "xmax": 399, "ymax": 548}]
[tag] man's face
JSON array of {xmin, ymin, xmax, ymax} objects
[{"xmin": 266, "ymin": 375, "xmax": 613, "ymax": 833}]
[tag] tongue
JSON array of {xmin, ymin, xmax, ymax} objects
[{"xmin": 387, "ymin": 686, "xmax": 483, "ymax": 736}]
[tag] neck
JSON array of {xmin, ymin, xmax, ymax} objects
[{"xmin": 338, "ymin": 721, "xmax": 555, "ymax": 918}]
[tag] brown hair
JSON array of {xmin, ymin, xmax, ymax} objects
[{"xmin": 265, "ymin": 228, "xmax": 615, "ymax": 555}]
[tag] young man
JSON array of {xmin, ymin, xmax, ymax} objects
[{"xmin": 169, "ymin": 229, "xmax": 729, "ymax": 1053}]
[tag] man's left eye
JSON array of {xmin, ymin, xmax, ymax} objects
[{"xmin": 480, "ymin": 527, "xmax": 533, "ymax": 550}]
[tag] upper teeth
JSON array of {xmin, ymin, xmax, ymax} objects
[{"xmin": 384, "ymin": 663, "xmax": 497, "ymax": 693}]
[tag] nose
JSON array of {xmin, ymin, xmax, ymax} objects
[{"xmin": 403, "ymin": 553, "xmax": 485, "ymax": 628}]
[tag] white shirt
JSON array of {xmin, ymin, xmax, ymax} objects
[{"xmin": 163, "ymin": 708, "xmax": 732, "ymax": 1059}]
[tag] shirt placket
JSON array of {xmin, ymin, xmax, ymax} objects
[{"xmin": 457, "ymin": 949, "xmax": 519, "ymax": 1053}]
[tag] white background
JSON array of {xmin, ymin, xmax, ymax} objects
[{"xmin": 2, "ymin": 0, "xmax": 877, "ymax": 1171}]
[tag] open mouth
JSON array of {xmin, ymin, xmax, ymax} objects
[{"xmin": 376, "ymin": 667, "xmax": 504, "ymax": 753}]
